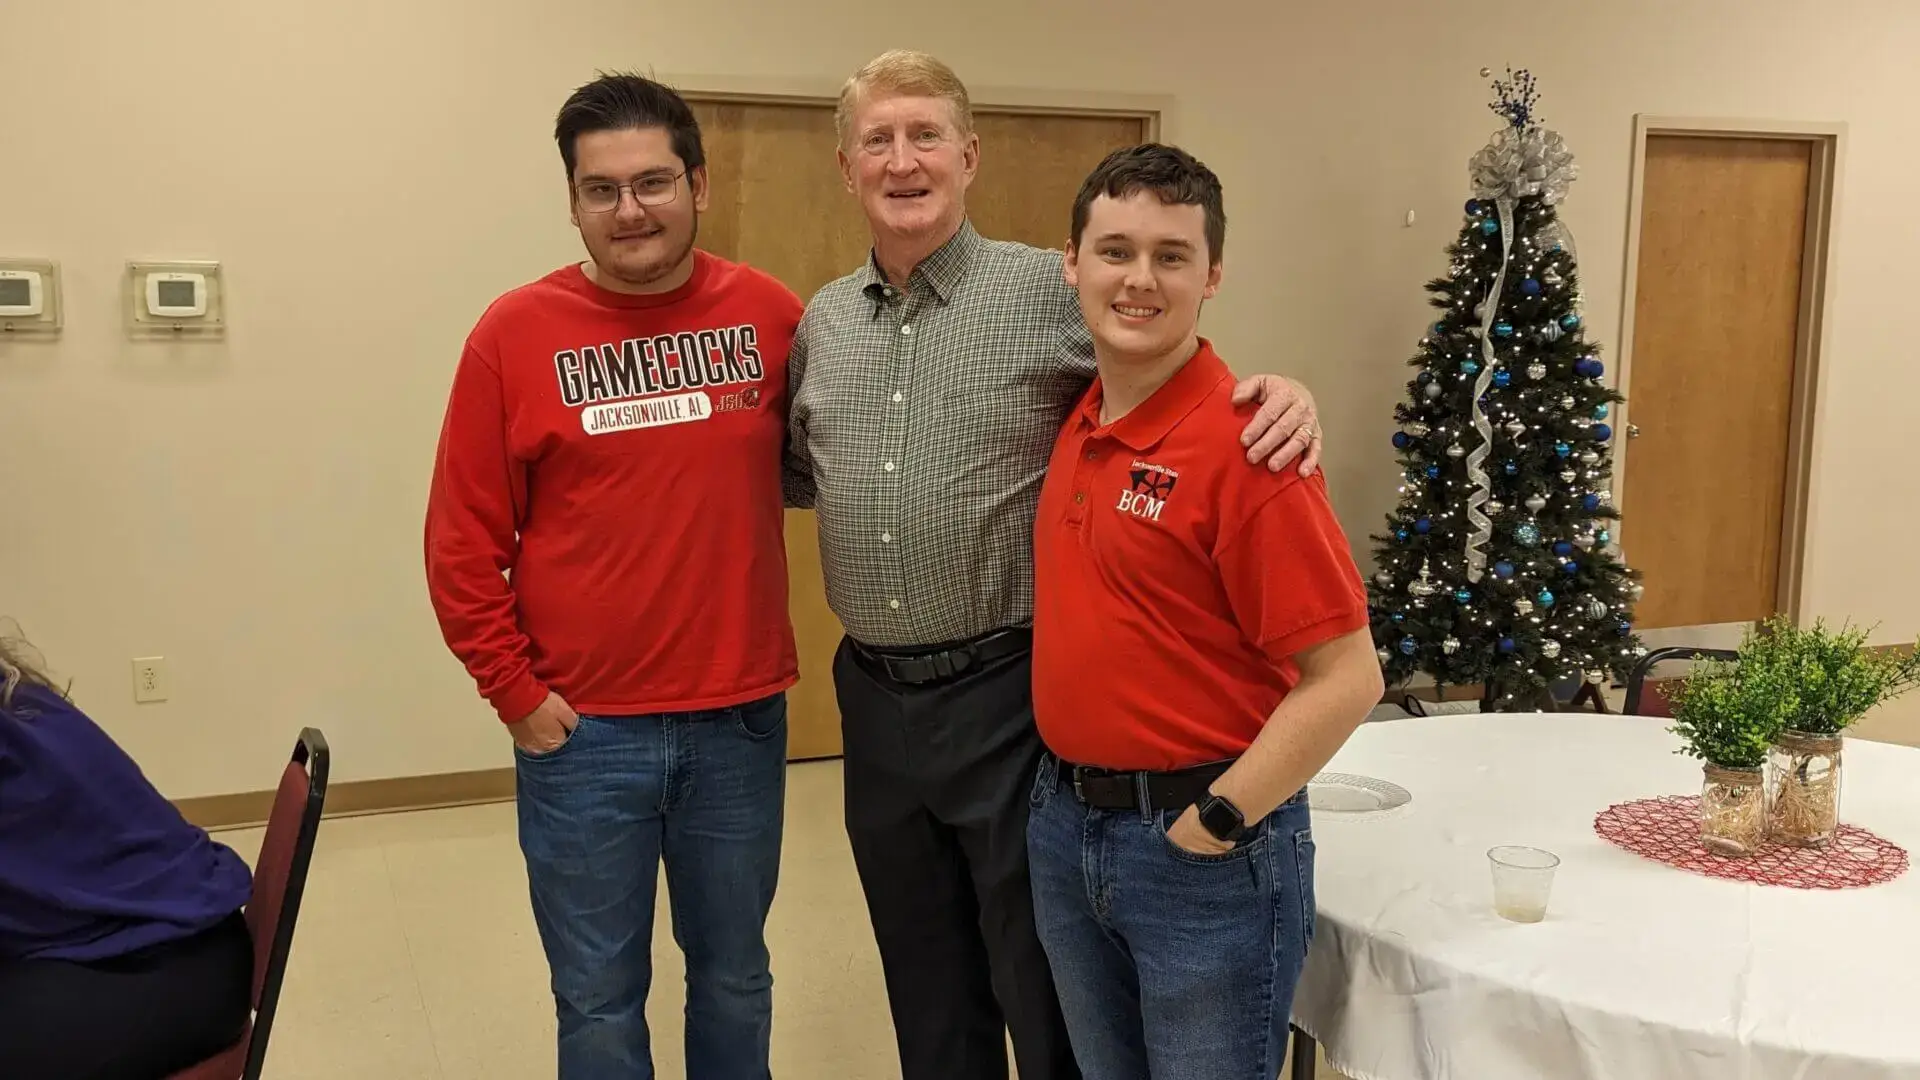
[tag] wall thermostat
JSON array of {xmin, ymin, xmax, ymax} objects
[
  {"xmin": 145, "ymin": 271, "xmax": 208, "ymax": 318},
  {"xmin": 0, "ymin": 259, "xmax": 61, "ymax": 334},
  {"xmin": 0, "ymin": 269, "xmax": 44, "ymax": 317},
  {"xmin": 126, "ymin": 260, "xmax": 224, "ymax": 336}
]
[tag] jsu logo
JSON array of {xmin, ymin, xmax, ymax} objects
[{"xmin": 1117, "ymin": 461, "xmax": 1179, "ymax": 523}]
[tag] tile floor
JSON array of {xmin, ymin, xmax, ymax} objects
[
  {"xmin": 220, "ymin": 695, "xmax": 1920, "ymax": 1079},
  {"xmin": 219, "ymin": 759, "xmax": 1338, "ymax": 1080}
]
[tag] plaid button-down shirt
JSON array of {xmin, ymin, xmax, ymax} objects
[{"xmin": 785, "ymin": 220, "xmax": 1095, "ymax": 648}]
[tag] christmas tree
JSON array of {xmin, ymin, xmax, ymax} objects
[{"xmin": 1369, "ymin": 69, "xmax": 1646, "ymax": 711}]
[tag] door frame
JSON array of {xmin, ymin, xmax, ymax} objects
[{"xmin": 1612, "ymin": 115, "xmax": 1847, "ymax": 628}]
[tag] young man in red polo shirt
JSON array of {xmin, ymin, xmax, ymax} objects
[
  {"xmin": 1028, "ymin": 143, "xmax": 1385, "ymax": 1080},
  {"xmin": 424, "ymin": 74, "xmax": 797, "ymax": 1079}
]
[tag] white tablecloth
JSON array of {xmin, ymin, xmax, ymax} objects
[{"xmin": 1293, "ymin": 713, "xmax": 1920, "ymax": 1080}]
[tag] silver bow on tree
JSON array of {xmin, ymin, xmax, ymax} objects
[{"xmin": 1468, "ymin": 124, "xmax": 1579, "ymax": 205}]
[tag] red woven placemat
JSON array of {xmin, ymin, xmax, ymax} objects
[{"xmin": 1594, "ymin": 795, "xmax": 1908, "ymax": 889}]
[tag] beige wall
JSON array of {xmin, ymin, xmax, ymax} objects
[{"xmin": 5, "ymin": 0, "xmax": 1917, "ymax": 798}]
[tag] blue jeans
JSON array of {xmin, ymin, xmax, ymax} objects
[
  {"xmin": 514, "ymin": 692, "xmax": 788, "ymax": 1080},
  {"xmin": 1026, "ymin": 754, "xmax": 1315, "ymax": 1080}
]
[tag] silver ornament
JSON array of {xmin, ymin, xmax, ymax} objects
[
  {"xmin": 1374, "ymin": 572, "xmax": 1393, "ymax": 587},
  {"xmin": 1579, "ymin": 450, "xmax": 1600, "ymax": 464},
  {"xmin": 1527, "ymin": 362, "xmax": 1547, "ymax": 380},
  {"xmin": 1408, "ymin": 559, "xmax": 1437, "ymax": 598},
  {"xmin": 1597, "ymin": 490, "xmax": 1614, "ymax": 507},
  {"xmin": 1514, "ymin": 598, "xmax": 1535, "ymax": 616},
  {"xmin": 1405, "ymin": 421, "xmax": 1431, "ymax": 437},
  {"xmin": 1560, "ymin": 469, "xmax": 1577, "ymax": 483},
  {"xmin": 1524, "ymin": 494, "xmax": 1547, "ymax": 512},
  {"xmin": 1573, "ymin": 532, "xmax": 1595, "ymax": 550},
  {"xmin": 1587, "ymin": 598, "xmax": 1609, "ymax": 620},
  {"xmin": 1446, "ymin": 442, "xmax": 1466, "ymax": 459},
  {"xmin": 1543, "ymin": 266, "xmax": 1564, "ymax": 287},
  {"xmin": 1560, "ymin": 394, "xmax": 1576, "ymax": 410},
  {"xmin": 1541, "ymin": 321, "xmax": 1566, "ymax": 343},
  {"xmin": 1631, "ymin": 645, "xmax": 1649, "ymax": 659},
  {"xmin": 1484, "ymin": 499, "xmax": 1505, "ymax": 515},
  {"xmin": 1480, "ymin": 66, "xmax": 1493, "ymax": 77},
  {"xmin": 1541, "ymin": 639, "xmax": 1562, "ymax": 659},
  {"xmin": 1505, "ymin": 419, "xmax": 1527, "ymax": 437},
  {"xmin": 1425, "ymin": 382, "xmax": 1443, "ymax": 400},
  {"xmin": 1377, "ymin": 647, "xmax": 1393, "ymax": 665},
  {"xmin": 1442, "ymin": 636, "xmax": 1461, "ymax": 655}
]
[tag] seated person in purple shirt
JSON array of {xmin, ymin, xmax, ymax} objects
[{"xmin": 0, "ymin": 631, "xmax": 255, "ymax": 1080}]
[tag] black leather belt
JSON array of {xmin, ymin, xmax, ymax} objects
[
  {"xmin": 1061, "ymin": 757, "xmax": 1235, "ymax": 812},
  {"xmin": 850, "ymin": 628, "xmax": 1032, "ymax": 687}
]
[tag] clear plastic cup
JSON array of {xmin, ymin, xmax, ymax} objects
[{"xmin": 1488, "ymin": 845, "xmax": 1560, "ymax": 923}]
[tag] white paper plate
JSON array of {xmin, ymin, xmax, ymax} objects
[{"xmin": 1308, "ymin": 772, "xmax": 1413, "ymax": 815}]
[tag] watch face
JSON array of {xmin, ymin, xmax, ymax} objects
[{"xmin": 1199, "ymin": 796, "xmax": 1245, "ymax": 841}]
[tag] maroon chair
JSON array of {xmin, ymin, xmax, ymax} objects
[{"xmin": 168, "ymin": 729, "xmax": 329, "ymax": 1080}]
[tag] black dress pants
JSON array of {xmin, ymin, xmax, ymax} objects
[
  {"xmin": 835, "ymin": 634, "xmax": 1081, "ymax": 1080},
  {"xmin": 0, "ymin": 911, "xmax": 253, "ymax": 1080}
]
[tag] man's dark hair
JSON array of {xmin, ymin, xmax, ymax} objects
[
  {"xmin": 1069, "ymin": 143, "xmax": 1226, "ymax": 262},
  {"xmin": 554, "ymin": 72, "xmax": 706, "ymax": 180}
]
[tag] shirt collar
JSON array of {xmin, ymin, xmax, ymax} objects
[
  {"xmin": 858, "ymin": 219, "xmax": 982, "ymax": 304},
  {"xmin": 1076, "ymin": 339, "xmax": 1231, "ymax": 452}
]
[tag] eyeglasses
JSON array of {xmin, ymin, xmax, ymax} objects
[{"xmin": 575, "ymin": 170, "xmax": 686, "ymax": 213}]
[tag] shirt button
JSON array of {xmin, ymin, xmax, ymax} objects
[
  {"xmin": 888, "ymin": 598, "xmax": 902, "ymax": 610},
  {"xmin": 892, "ymin": 391, "xmax": 903, "ymax": 403},
  {"xmin": 883, "ymin": 286, "xmax": 896, "ymax": 297},
  {"xmin": 1074, "ymin": 492, "xmax": 1085, "ymax": 504},
  {"xmin": 900, "ymin": 325, "xmax": 914, "ymax": 336},
  {"xmin": 881, "ymin": 532, "xmax": 893, "ymax": 543},
  {"xmin": 884, "ymin": 461, "xmax": 896, "ymax": 472},
  {"xmin": 1085, "ymin": 449, "xmax": 1097, "ymax": 461}
]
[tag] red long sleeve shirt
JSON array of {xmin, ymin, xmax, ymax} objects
[{"xmin": 425, "ymin": 252, "xmax": 801, "ymax": 723}]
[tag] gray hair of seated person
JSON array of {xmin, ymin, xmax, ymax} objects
[{"xmin": 0, "ymin": 621, "xmax": 64, "ymax": 710}]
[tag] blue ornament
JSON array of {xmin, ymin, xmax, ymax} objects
[
  {"xmin": 1597, "ymin": 529, "xmax": 1611, "ymax": 546},
  {"xmin": 1432, "ymin": 322, "xmax": 1446, "ymax": 337},
  {"xmin": 1494, "ymin": 561, "xmax": 1515, "ymax": 579},
  {"xmin": 1593, "ymin": 403, "xmax": 1610, "ymax": 420},
  {"xmin": 1582, "ymin": 493, "xmax": 1601, "ymax": 511},
  {"xmin": 1466, "ymin": 199, "xmax": 1482, "ymax": 215},
  {"xmin": 1551, "ymin": 242, "xmax": 1565, "ymax": 253},
  {"xmin": 1514, "ymin": 523, "xmax": 1541, "ymax": 546},
  {"xmin": 1554, "ymin": 441, "xmax": 1572, "ymax": 458},
  {"xmin": 1617, "ymin": 620, "xmax": 1633, "ymax": 637},
  {"xmin": 1560, "ymin": 313, "xmax": 1581, "ymax": 330},
  {"xmin": 1592, "ymin": 423, "xmax": 1613, "ymax": 442},
  {"xmin": 1480, "ymin": 218, "xmax": 1500, "ymax": 236},
  {"xmin": 1553, "ymin": 541, "xmax": 1574, "ymax": 557},
  {"xmin": 1454, "ymin": 588, "xmax": 1473, "ymax": 604},
  {"xmin": 1493, "ymin": 322, "xmax": 1514, "ymax": 338},
  {"xmin": 1399, "ymin": 636, "xmax": 1419, "ymax": 656},
  {"xmin": 1461, "ymin": 358, "xmax": 1481, "ymax": 375},
  {"xmin": 1393, "ymin": 431, "xmax": 1412, "ymax": 450},
  {"xmin": 1417, "ymin": 370, "xmax": 1433, "ymax": 383},
  {"xmin": 1395, "ymin": 528, "xmax": 1410, "ymax": 543},
  {"xmin": 1537, "ymin": 589, "xmax": 1556, "ymax": 608},
  {"xmin": 1392, "ymin": 612, "xmax": 1406, "ymax": 623},
  {"xmin": 1426, "ymin": 465, "xmax": 1442, "ymax": 479},
  {"xmin": 1498, "ymin": 637, "xmax": 1517, "ymax": 653},
  {"xmin": 1577, "ymin": 358, "xmax": 1606, "ymax": 380},
  {"xmin": 1563, "ymin": 561, "xmax": 1580, "ymax": 575},
  {"xmin": 1503, "ymin": 461, "xmax": 1520, "ymax": 476},
  {"xmin": 1493, "ymin": 370, "xmax": 1513, "ymax": 388},
  {"xmin": 1414, "ymin": 518, "xmax": 1433, "ymax": 535},
  {"xmin": 1521, "ymin": 278, "xmax": 1542, "ymax": 297}
]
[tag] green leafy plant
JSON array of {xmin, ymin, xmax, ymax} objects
[
  {"xmin": 1740, "ymin": 616, "xmax": 1920, "ymax": 736},
  {"xmin": 1668, "ymin": 654, "xmax": 1800, "ymax": 770}
]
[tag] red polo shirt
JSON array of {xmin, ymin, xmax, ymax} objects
[{"xmin": 1032, "ymin": 340, "xmax": 1369, "ymax": 771}]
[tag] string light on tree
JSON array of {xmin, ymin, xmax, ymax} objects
[{"xmin": 1367, "ymin": 67, "xmax": 1644, "ymax": 711}]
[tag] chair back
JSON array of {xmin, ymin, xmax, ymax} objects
[
  {"xmin": 1624, "ymin": 647, "xmax": 1738, "ymax": 717},
  {"xmin": 241, "ymin": 728, "xmax": 329, "ymax": 1078}
]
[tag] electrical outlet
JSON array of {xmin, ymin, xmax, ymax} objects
[{"xmin": 132, "ymin": 657, "xmax": 168, "ymax": 703}]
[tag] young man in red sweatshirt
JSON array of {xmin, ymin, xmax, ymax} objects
[
  {"xmin": 1027, "ymin": 144, "xmax": 1384, "ymax": 1080},
  {"xmin": 423, "ymin": 74, "xmax": 799, "ymax": 1079}
]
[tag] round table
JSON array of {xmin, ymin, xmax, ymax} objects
[{"xmin": 1292, "ymin": 713, "xmax": 1920, "ymax": 1080}]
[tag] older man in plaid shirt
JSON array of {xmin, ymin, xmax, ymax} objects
[{"xmin": 783, "ymin": 50, "xmax": 1327, "ymax": 1080}]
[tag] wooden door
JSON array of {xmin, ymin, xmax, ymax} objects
[
  {"xmin": 1620, "ymin": 136, "xmax": 1811, "ymax": 630},
  {"xmin": 691, "ymin": 98, "xmax": 1151, "ymax": 760}
]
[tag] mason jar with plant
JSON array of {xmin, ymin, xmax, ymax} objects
[
  {"xmin": 1667, "ymin": 652, "xmax": 1800, "ymax": 857},
  {"xmin": 1742, "ymin": 616, "xmax": 1920, "ymax": 847}
]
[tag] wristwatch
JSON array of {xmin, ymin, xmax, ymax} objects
[{"xmin": 1195, "ymin": 793, "xmax": 1248, "ymax": 843}]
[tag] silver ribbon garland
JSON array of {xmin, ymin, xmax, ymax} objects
[
  {"xmin": 1462, "ymin": 196, "xmax": 1513, "ymax": 584},
  {"xmin": 1458, "ymin": 122, "xmax": 1581, "ymax": 584}
]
